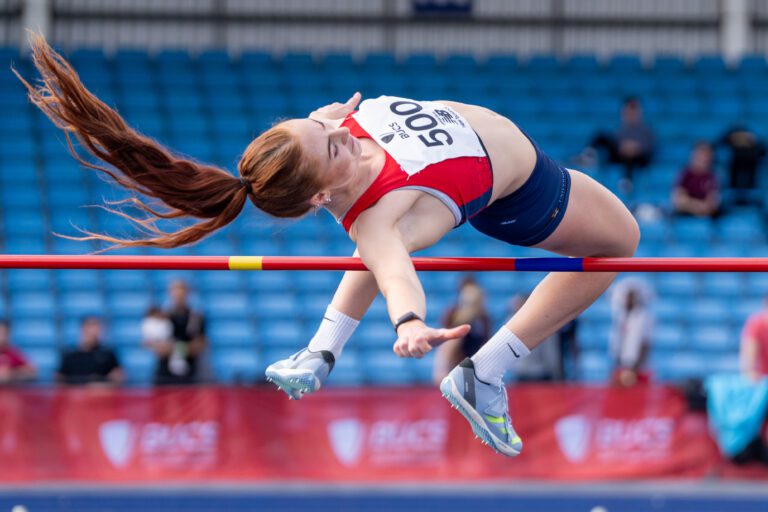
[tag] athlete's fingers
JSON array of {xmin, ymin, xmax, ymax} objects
[
  {"xmin": 345, "ymin": 91, "xmax": 362, "ymax": 110},
  {"xmin": 393, "ymin": 337, "xmax": 408, "ymax": 357},
  {"xmin": 406, "ymin": 340, "xmax": 421, "ymax": 358},
  {"xmin": 413, "ymin": 340, "xmax": 432, "ymax": 358},
  {"xmin": 440, "ymin": 324, "xmax": 471, "ymax": 341},
  {"xmin": 427, "ymin": 324, "xmax": 471, "ymax": 346},
  {"xmin": 409, "ymin": 334, "xmax": 433, "ymax": 358}
]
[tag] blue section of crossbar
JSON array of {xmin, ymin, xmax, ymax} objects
[{"xmin": 515, "ymin": 258, "xmax": 584, "ymax": 272}]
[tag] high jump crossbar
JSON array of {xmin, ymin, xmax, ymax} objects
[{"xmin": 0, "ymin": 255, "xmax": 766, "ymax": 272}]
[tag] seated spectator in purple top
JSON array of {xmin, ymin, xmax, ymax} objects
[
  {"xmin": 672, "ymin": 142, "xmax": 721, "ymax": 218},
  {"xmin": 0, "ymin": 320, "xmax": 36, "ymax": 384}
]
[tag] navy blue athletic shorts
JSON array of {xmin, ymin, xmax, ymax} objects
[{"xmin": 469, "ymin": 130, "xmax": 571, "ymax": 247}]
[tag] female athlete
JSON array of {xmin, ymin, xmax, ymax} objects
[{"xmin": 18, "ymin": 35, "xmax": 639, "ymax": 456}]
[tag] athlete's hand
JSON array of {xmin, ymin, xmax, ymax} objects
[
  {"xmin": 393, "ymin": 321, "xmax": 471, "ymax": 359},
  {"xmin": 309, "ymin": 92, "xmax": 362, "ymax": 121}
]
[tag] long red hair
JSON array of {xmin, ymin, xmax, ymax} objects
[{"xmin": 15, "ymin": 33, "xmax": 323, "ymax": 249}]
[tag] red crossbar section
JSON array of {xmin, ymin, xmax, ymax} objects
[
  {"xmin": 582, "ymin": 257, "xmax": 768, "ymax": 272},
  {"xmin": 0, "ymin": 255, "xmax": 231, "ymax": 270},
  {"xmin": 1, "ymin": 255, "xmax": 768, "ymax": 271}
]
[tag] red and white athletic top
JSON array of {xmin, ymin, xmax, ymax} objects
[{"xmin": 339, "ymin": 96, "xmax": 494, "ymax": 232}]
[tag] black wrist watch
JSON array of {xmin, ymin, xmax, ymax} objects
[{"xmin": 394, "ymin": 312, "xmax": 423, "ymax": 333}]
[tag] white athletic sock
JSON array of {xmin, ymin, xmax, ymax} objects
[
  {"xmin": 471, "ymin": 326, "xmax": 531, "ymax": 385},
  {"xmin": 307, "ymin": 305, "xmax": 360, "ymax": 358}
]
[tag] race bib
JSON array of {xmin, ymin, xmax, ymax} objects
[{"xmin": 352, "ymin": 96, "xmax": 486, "ymax": 176}]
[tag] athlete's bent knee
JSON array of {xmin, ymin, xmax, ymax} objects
[{"xmin": 615, "ymin": 216, "xmax": 640, "ymax": 257}]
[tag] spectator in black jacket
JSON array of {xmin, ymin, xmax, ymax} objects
[{"xmin": 57, "ymin": 316, "xmax": 123, "ymax": 386}]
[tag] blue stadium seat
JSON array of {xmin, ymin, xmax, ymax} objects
[
  {"xmin": 12, "ymin": 319, "xmax": 58, "ymax": 347},
  {"xmin": 208, "ymin": 320, "xmax": 256, "ymax": 347},
  {"xmin": 580, "ymin": 298, "xmax": 611, "ymax": 323},
  {"xmin": 578, "ymin": 351, "xmax": 610, "ymax": 382},
  {"xmin": 325, "ymin": 348, "xmax": 364, "ymax": 387},
  {"xmin": 260, "ymin": 320, "xmax": 303, "ymax": 348},
  {"xmin": 59, "ymin": 292, "xmax": 106, "ymax": 318},
  {"xmin": 689, "ymin": 298, "xmax": 730, "ymax": 326},
  {"xmin": 354, "ymin": 321, "xmax": 393, "ymax": 348},
  {"xmin": 738, "ymin": 54, "xmax": 767, "ymax": 72},
  {"xmin": 701, "ymin": 273, "xmax": 744, "ymax": 298},
  {"xmin": 213, "ymin": 349, "xmax": 260, "ymax": 383},
  {"xmin": 654, "ymin": 324, "xmax": 685, "ymax": 350},
  {"xmin": 202, "ymin": 292, "xmax": 251, "ymax": 319},
  {"xmin": 670, "ymin": 217, "xmax": 713, "ymax": 243},
  {"xmin": 10, "ymin": 292, "xmax": 56, "ymax": 319},
  {"xmin": 652, "ymin": 352, "xmax": 709, "ymax": 380},
  {"xmin": 110, "ymin": 319, "xmax": 143, "ymax": 347},
  {"xmin": 321, "ymin": 53, "xmax": 357, "ymax": 71},
  {"xmin": 693, "ymin": 55, "xmax": 726, "ymax": 74},
  {"xmin": 609, "ymin": 54, "xmax": 644, "ymax": 72},
  {"xmin": 119, "ymin": 347, "xmax": 156, "ymax": 384},
  {"xmin": 239, "ymin": 51, "xmax": 275, "ymax": 69},
  {"xmin": 652, "ymin": 55, "xmax": 686, "ymax": 73},
  {"xmin": 655, "ymin": 272, "xmax": 699, "ymax": 297},
  {"xmin": 24, "ymin": 347, "xmax": 59, "ymax": 383},
  {"xmin": 106, "ymin": 292, "xmax": 153, "ymax": 318},
  {"xmin": 690, "ymin": 324, "xmax": 735, "ymax": 351},
  {"xmin": 654, "ymin": 298, "xmax": 685, "ymax": 324},
  {"xmin": 363, "ymin": 349, "xmax": 412, "ymax": 385},
  {"xmin": 577, "ymin": 320, "xmax": 610, "ymax": 350},
  {"xmin": 103, "ymin": 270, "xmax": 150, "ymax": 292}
]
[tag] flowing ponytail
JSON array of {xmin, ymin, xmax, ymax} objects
[{"xmin": 15, "ymin": 33, "xmax": 255, "ymax": 249}]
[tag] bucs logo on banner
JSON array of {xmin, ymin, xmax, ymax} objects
[
  {"xmin": 99, "ymin": 420, "xmax": 135, "ymax": 468},
  {"xmin": 555, "ymin": 414, "xmax": 674, "ymax": 464},
  {"xmin": 327, "ymin": 417, "xmax": 449, "ymax": 467},
  {"xmin": 99, "ymin": 419, "xmax": 219, "ymax": 470},
  {"xmin": 328, "ymin": 418, "xmax": 365, "ymax": 466}
]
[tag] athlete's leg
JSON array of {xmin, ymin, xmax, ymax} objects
[
  {"xmin": 505, "ymin": 169, "xmax": 639, "ymax": 347},
  {"xmin": 443, "ymin": 169, "xmax": 638, "ymax": 455},
  {"xmin": 267, "ymin": 249, "xmax": 379, "ymax": 398},
  {"xmin": 472, "ymin": 169, "xmax": 639, "ymax": 385}
]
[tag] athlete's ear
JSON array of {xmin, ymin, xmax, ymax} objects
[{"xmin": 310, "ymin": 191, "xmax": 332, "ymax": 208}]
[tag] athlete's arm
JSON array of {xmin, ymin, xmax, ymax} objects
[
  {"xmin": 354, "ymin": 196, "xmax": 470, "ymax": 358},
  {"xmin": 329, "ymin": 248, "xmax": 380, "ymax": 320}
]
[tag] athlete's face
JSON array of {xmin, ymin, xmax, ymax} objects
[{"xmin": 285, "ymin": 118, "xmax": 362, "ymax": 192}]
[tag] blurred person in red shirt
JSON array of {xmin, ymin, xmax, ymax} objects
[
  {"xmin": 672, "ymin": 142, "xmax": 721, "ymax": 218},
  {"xmin": 741, "ymin": 301, "xmax": 768, "ymax": 381},
  {"xmin": 0, "ymin": 320, "xmax": 36, "ymax": 384}
]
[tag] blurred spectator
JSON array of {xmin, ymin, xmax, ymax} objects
[
  {"xmin": 740, "ymin": 299, "xmax": 768, "ymax": 381},
  {"xmin": 580, "ymin": 96, "xmax": 655, "ymax": 188},
  {"xmin": 432, "ymin": 276, "xmax": 492, "ymax": 384},
  {"xmin": 0, "ymin": 320, "xmax": 36, "ymax": 384},
  {"xmin": 141, "ymin": 306, "xmax": 173, "ymax": 351},
  {"xmin": 716, "ymin": 125, "xmax": 766, "ymax": 202},
  {"xmin": 152, "ymin": 280, "xmax": 207, "ymax": 386},
  {"xmin": 57, "ymin": 317, "xmax": 123, "ymax": 386},
  {"xmin": 672, "ymin": 142, "xmax": 721, "ymax": 218},
  {"xmin": 609, "ymin": 279, "xmax": 654, "ymax": 387},
  {"xmin": 706, "ymin": 373, "xmax": 768, "ymax": 466},
  {"xmin": 511, "ymin": 295, "xmax": 580, "ymax": 382}
]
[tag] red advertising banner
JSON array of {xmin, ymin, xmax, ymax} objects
[{"xmin": 0, "ymin": 385, "xmax": 762, "ymax": 482}]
